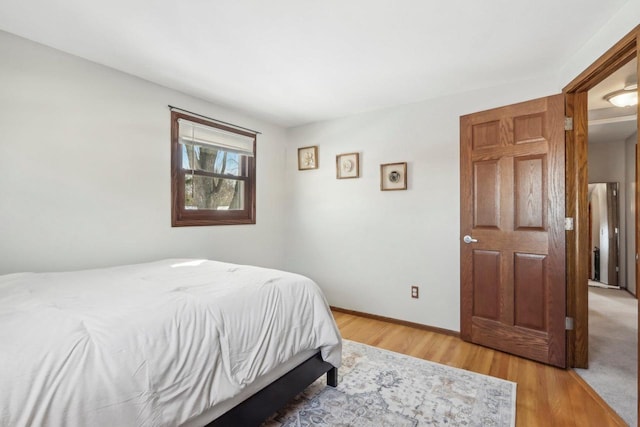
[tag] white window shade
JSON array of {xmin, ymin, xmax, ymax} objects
[{"xmin": 178, "ymin": 118, "xmax": 255, "ymax": 157}]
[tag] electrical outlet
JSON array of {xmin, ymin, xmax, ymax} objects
[{"xmin": 411, "ymin": 285, "xmax": 419, "ymax": 299}]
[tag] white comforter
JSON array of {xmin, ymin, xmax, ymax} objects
[{"xmin": 0, "ymin": 259, "xmax": 342, "ymax": 427}]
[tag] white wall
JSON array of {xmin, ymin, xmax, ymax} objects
[
  {"xmin": 0, "ymin": 31, "xmax": 288, "ymax": 274},
  {"xmin": 1, "ymin": 1, "xmax": 637, "ymax": 329},
  {"xmin": 558, "ymin": 1, "xmax": 640, "ymax": 89},
  {"xmin": 625, "ymin": 131, "xmax": 638, "ymax": 295},
  {"xmin": 588, "ymin": 140, "xmax": 627, "ymax": 287},
  {"xmin": 284, "ymin": 77, "xmax": 557, "ymax": 331},
  {"xmin": 283, "ymin": 0, "xmax": 640, "ymax": 330}
]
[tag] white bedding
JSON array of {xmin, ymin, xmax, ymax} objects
[{"xmin": 0, "ymin": 259, "xmax": 342, "ymax": 427}]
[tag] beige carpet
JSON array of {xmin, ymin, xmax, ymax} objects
[{"xmin": 575, "ymin": 287, "xmax": 637, "ymax": 426}]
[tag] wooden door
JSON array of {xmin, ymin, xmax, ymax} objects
[{"xmin": 460, "ymin": 94, "xmax": 566, "ymax": 368}]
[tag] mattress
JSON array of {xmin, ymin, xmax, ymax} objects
[{"xmin": 0, "ymin": 259, "xmax": 342, "ymax": 427}]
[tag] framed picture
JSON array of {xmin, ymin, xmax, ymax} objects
[
  {"xmin": 336, "ymin": 152, "xmax": 360, "ymax": 179},
  {"xmin": 298, "ymin": 146, "xmax": 318, "ymax": 170},
  {"xmin": 380, "ymin": 162, "xmax": 407, "ymax": 191}
]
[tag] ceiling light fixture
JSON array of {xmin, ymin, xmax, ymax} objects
[{"xmin": 605, "ymin": 83, "xmax": 638, "ymax": 107}]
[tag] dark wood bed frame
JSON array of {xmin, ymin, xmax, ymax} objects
[{"xmin": 206, "ymin": 352, "xmax": 338, "ymax": 427}]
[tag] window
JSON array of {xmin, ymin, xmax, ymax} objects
[{"xmin": 171, "ymin": 111, "xmax": 256, "ymax": 226}]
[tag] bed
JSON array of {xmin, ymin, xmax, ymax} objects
[{"xmin": 0, "ymin": 259, "xmax": 342, "ymax": 426}]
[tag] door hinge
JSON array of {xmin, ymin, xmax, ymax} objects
[
  {"xmin": 565, "ymin": 317, "xmax": 574, "ymax": 330},
  {"xmin": 565, "ymin": 117, "xmax": 573, "ymax": 131},
  {"xmin": 564, "ymin": 217, "xmax": 574, "ymax": 231}
]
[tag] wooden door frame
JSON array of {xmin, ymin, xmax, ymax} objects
[{"xmin": 563, "ymin": 25, "xmax": 639, "ymax": 370}]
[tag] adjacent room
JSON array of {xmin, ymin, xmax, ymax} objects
[
  {"xmin": 0, "ymin": 1, "xmax": 639, "ymax": 426},
  {"xmin": 575, "ymin": 57, "xmax": 638, "ymax": 425}
]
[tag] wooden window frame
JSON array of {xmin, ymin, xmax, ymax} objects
[{"xmin": 171, "ymin": 111, "xmax": 256, "ymax": 226}]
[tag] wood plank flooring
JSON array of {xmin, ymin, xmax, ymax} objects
[{"xmin": 332, "ymin": 310, "xmax": 627, "ymax": 427}]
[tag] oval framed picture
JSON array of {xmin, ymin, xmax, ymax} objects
[
  {"xmin": 380, "ymin": 162, "xmax": 407, "ymax": 190},
  {"xmin": 336, "ymin": 152, "xmax": 360, "ymax": 179}
]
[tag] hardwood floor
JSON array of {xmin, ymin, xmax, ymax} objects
[{"xmin": 332, "ymin": 310, "xmax": 627, "ymax": 427}]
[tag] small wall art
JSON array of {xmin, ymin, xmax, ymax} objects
[
  {"xmin": 336, "ymin": 152, "xmax": 360, "ymax": 179},
  {"xmin": 380, "ymin": 162, "xmax": 407, "ymax": 191},
  {"xmin": 298, "ymin": 146, "xmax": 318, "ymax": 170}
]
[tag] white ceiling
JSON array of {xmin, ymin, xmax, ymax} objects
[
  {"xmin": 0, "ymin": 0, "xmax": 632, "ymax": 127},
  {"xmin": 588, "ymin": 57, "xmax": 637, "ymax": 144}
]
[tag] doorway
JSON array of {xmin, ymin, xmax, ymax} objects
[
  {"xmin": 587, "ymin": 57, "xmax": 637, "ymax": 294},
  {"xmin": 563, "ymin": 26, "xmax": 639, "ymax": 372},
  {"xmin": 576, "ymin": 58, "xmax": 638, "ymax": 424}
]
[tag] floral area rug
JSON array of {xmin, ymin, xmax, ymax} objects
[{"xmin": 264, "ymin": 339, "xmax": 516, "ymax": 427}]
